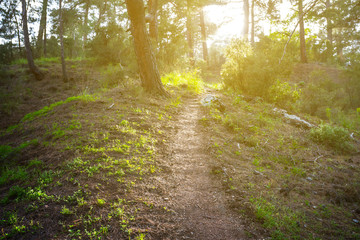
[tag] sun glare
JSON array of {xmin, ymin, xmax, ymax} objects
[{"xmin": 204, "ymin": 1, "xmax": 293, "ymax": 47}]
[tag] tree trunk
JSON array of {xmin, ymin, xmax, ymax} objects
[
  {"xmin": 326, "ymin": 0, "xmax": 332, "ymax": 57},
  {"xmin": 21, "ymin": 0, "xmax": 44, "ymax": 80},
  {"xmin": 96, "ymin": 0, "xmax": 107, "ymax": 33},
  {"xmin": 199, "ymin": 8, "xmax": 208, "ymax": 63},
  {"xmin": 44, "ymin": 23, "xmax": 47, "ymax": 57},
  {"xmin": 243, "ymin": 0, "xmax": 249, "ymax": 40},
  {"xmin": 148, "ymin": 0, "xmax": 158, "ymax": 41},
  {"xmin": 125, "ymin": 0, "xmax": 168, "ymax": 96},
  {"xmin": 186, "ymin": 0, "xmax": 195, "ymax": 66},
  {"xmin": 251, "ymin": 0, "xmax": 255, "ymax": 45},
  {"xmin": 83, "ymin": 0, "xmax": 89, "ymax": 52},
  {"xmin": 326, "ymin": 0, "xmax": 332, "ymax": 43},
  {"xmin": 60, "ymin": 0, "xmax": 68, "ymax": 82},
  {"xmin": 36, "ymin": 0, "xmax": 48, "ymax": 57},
  {"xmin": 299, "ymin": 0, "xmax": 307, "ymax": 63},
  {"xmin": 13, "ymin": 9, "xmax": 22, "ymax": 56}
]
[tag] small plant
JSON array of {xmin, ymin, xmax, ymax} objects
[
  {"xmin": 97, "ymin": 198, "xmax": 106, "ymax": 206},
  {"xmin": 310, "ymin": 123, "xmax": 354, "ymax": 152},
  {"xmin": 60, "ymin": 206, "xmax": 73, "ymax": 215}
]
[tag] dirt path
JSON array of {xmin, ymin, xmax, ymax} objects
[{"xmin": 163, "ymin": 95, "xmax": 247, "ymax": 239}]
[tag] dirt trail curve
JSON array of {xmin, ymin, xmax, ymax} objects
[{"xmin": 163, "ymin": 94, "xmax": 247, "ymax": 240}]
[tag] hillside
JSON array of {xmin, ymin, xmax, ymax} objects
[{"xmin": 0, "ymin": 62, "xmax": 360, "ymax": 240}]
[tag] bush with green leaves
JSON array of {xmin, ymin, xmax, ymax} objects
[
  {"xmin": 310, "ymin": 123, "xmax": 354, "ymax": 152},
  {"xmin": 221, "ymin": 36, "xmax": 294, "ymax": 98},
  {"xmin": 269, "ymin": 80, "xmax": 300, "ymax": 109}
]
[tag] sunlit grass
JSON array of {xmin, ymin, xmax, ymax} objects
[{"xmin": 161, "ymin": 71, "xmax": 204, "ymax": 94}]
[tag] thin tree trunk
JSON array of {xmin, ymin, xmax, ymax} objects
[
  {"xmin": 96, "ymin": 0, "xmax": 107, "ymax": 33},
  {"xmin": 83, "ymin": 0, "xmax": 89, "ymax": 52},
  {"xmin": 299, "ymin": 0, "xmax": 307, "ymax": 63},
  {"xmin": 326, "ymin": 0, "xmax": 332, "ymax": 56},
  {"xmin": 125, "ymin": 0, "xmax": 168, "ymax": 96},
  {"xmin": 279, "ymin": 0, "xmax": 319, "ymax": 65},
  {"xmin": 60, "ymin": 0, "xmax": 68, "ymax": 82},
  {"xmin": 251, "ymin": 0, "xmax": 255, "ymax": 45},
  {"xmin": 199, "ymin": 8, "xmax": 208, "ymax": 63},
  {"xmin": 44, "ymin": 23, "xmax": 47, "ymax": 57},
  {"xmin": 243, "ymin": 0, "xmax": 249, "ymax": 40},
  {"xmin": 186, "ymin": 0, "xmax": 194, "ymax": 67},
  {"xmin": 13, "ymin": 9, "xmax": 22, "ymax": 56},
  {"xmin": 148, "ymin": 0, "xmax": 158, "ymax": 41},
  {"xmin": 21, "ymin": 0, "xmax": 44, "ymax": 80},
  {"xmin": 36, "ymin": 0, "xmax": 48, "ymax": 57}
]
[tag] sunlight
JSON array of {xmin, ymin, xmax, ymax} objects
[{"xmin": 204, "ymin": 0, "xmax": 293, "ymax": 46}]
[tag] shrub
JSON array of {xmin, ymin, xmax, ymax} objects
[
  {"xmin": 310, "ymin": 123, "xmax": 354, "ymax": 152},
  {"xmin": 221, "ymin": 37, "xmax": 294, "ymax": 98},
  {"xmin": 269, "ymin": 80, "xmax": 300, "ymax": 109}
]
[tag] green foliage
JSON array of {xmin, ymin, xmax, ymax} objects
[
  {"xmin": 269, "ymin": 80, "xmax": 300, "ymax": 109},
  {"xmin": 100, "ymin": 64, "xmax": 126, "ymax": 88},
  {"xmin": 250, "ymin": 197, "xmax": 301, "ymax": 239},
  {"xmin": 0, "ymin": 167, "xmax": 28, "ymax": 185},
  {"xmin": 161, "ymin": 71, "xmax": 204, "ymax": 94},
  {"xmin": 310, "ymin": 123, "xmax": 354, "ymax": 152},
  {"xmin": 21, "ymin": 94, "xmax": 98, "ymax": 122},
  {"xmin": 221, "ymin": 37, "xmax": 294, "ymax": 98}
]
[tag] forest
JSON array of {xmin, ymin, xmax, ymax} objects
[{"xmin": 0, "ymin": 0, "xmax": 359, "ymax": 239}]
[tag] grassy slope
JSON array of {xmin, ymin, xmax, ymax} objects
[
  {"xmin": 0, "ymin": 62, "xmax": 182, "ymax": 239},
  {"xmin": 200, "ymin": 90, "xmax": 360, "ymax": 239},
  {"xmin": 1, "ymin": 62, "xmax": 359, "ymax": 239}
]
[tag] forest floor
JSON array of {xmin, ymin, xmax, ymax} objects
[{"xmin": 0, "ymin": 61, "xmax": 360, "ymax": 239}]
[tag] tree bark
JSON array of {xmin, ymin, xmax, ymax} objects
[
  {"xmin": 21, "ymin": 0, "xmax": 44, "ymax": 80},
  {"xmin": 125, "ymin": 0, "xmax": 168, "ymax": 96},
  {"xmin": 326, "ymin": 0, "xmax": 332, "ymax": 54},
  {"xmin": 186, "ymin": 0, "xmax": 195, "ymax": 66},
  {"xmin": 243, "ymin": 0, "xmax": 249, "ymax": 40},
  {"xmin": 96, "ymin": 0, "xmax": 107, "ymax": 33},
  {"xmin": 251, "ymin": 0, "xmax": 255, "ymax": 45},
  {"xmin": 36, "ymin": 0, "xmax": 48, "ymax": 57},
  {"xmin": 148, "ymin": 0, "xmax": 158, "ymax": 41},
  {"xmin": 13, "ymin": 8, "xmax": 22, "ymax": 56},
  {"xmin": 299, "ymin": 0, "xmax": 307, "ymax": 63},
  {"xmin": 199, "ymin": 8, "xmax": 208, "ymax": 63},
  {"xmin": 83, "ymin": 0, "xmax": 89, "ymax": 51},
  {"xmin": 60, "ymin": 0, "xmax": 68, "ymax": 82}
]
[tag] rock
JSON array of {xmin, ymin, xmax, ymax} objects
[
  {"xmin": 273, "ymin": 108, "xmax": 315, "ymax": 129},
  {"xmin": 306, "ymin": 177, "xmax": 313, "ymax": 181},
  {"xmin": 200, "ymin": 94, "xmax": 225, "ymax": 112},
  {"xmin": 353, "ymin": 219, "xmax": 359, "ymax": 224}
]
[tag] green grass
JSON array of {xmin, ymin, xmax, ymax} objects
[
  {"xmin": 21, "ymin": 94, "xmax": 98, "ymax": 122},
  {"xmin": 161, "ymin": 71, "xmax": 204, "ymax": 94},
  {"xmin": 250, "ymin": 196, "xmax": 302, "ymax": 239}
]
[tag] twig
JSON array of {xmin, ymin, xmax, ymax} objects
[{"xmin": 279, "ymin": 0, "xmax": 320, "ymax": 65}]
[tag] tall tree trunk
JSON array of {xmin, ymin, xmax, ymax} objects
[
  {"xmin": 326, "ymin": 0, "xmax": 332, "ymax": 56},
  {"xmin": 243, "ymin": 0, "xmax": 249, "ymax": 40},
  {"xmin": 250, "ymin": 0, "xmax": 255, "ymax": 45},
  {"xmin": 21, "ymin": 0, "xmax": 44, "ymax": 80},
  {"xmin": 199, "ymin": 8, "xmax": 208, "ymax": 63},
  {"xmin": 60, "ymin": 0, "xmax": 68, "ymax": 82},
  {"xmin": 186, "ymin": 0, "xmax": 194, "ymax": 66},
  {"xmin": 96, "ymin": 0, "xmax": 107, "ymax": 34},
  {"xmin": 13, "ymin": 9, "xmax": 22, "ymax": 56},
  {"xmin": 148, "ymin": 0, "xmax": 158, "ymax": 41},
  {"xmin": 125, "ymin": 0, "xmax": 168, "ymax": 96},
  {"xmin": 299, "ymin": 0, "xmax": 307, "ymax": 63},
  {"xmin": 83, "ymin": 0, "xmax": 89, "ymax": 52},
  {"xmin": 44, "ymin": 23, "xmax": 47, "ymax": 57},
  {"xmin": 36, "ymin": 0, "xmax": 48, "ymax": 57}
]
